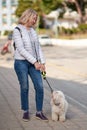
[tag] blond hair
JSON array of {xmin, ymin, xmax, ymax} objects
[{"xmin": 18, "ymin": 8, "xmax": 38, "ymax": 26}]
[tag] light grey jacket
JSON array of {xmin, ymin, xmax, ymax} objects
[{"xmin": 13, "ymin": 24, "xmax": 45, "ymax": 64}]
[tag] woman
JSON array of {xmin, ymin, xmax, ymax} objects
[{"xmin": 13, "ymin": 8, "xmax": 48, "ymax": 121}]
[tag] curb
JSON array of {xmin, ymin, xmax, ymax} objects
[{"xmin": 51, "ymin": 39, "xmax": 87, "ymax": 47}]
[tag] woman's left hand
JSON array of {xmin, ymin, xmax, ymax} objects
[{"xmin": 40, "ymin": 64, "xmax": 46, "ymax": 72}]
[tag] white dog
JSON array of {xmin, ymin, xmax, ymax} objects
[{"xmin": 50, "ymin": 90, "xmax": 68, "ymax": 122}]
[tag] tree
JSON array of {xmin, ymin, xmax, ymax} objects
[
  {"xmin": 15, "ymin": 0, "xmax": 36, "ymax": 17},
  {"xmin": 15, "ymin": 0, "xmax": 87, "ymax": 22},
  {"xmin": 65, "ymin": 0, "xmax": 87, "ymax": 23},
  {"xmin": 41, "ymin": 0, "xmax": 63, "ymax": 14},
  {"xmin": 16, "ymin": 0, "xmax": 63, "ymax": 17}
]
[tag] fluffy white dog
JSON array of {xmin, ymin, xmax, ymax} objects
[{"xmin": 50, "ymin": 90, "xmax": 68, "ymax": 122}]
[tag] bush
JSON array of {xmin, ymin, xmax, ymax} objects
[
  {"xmin": 58, "ymin": 24, "xmax": 87, "ymax": 35},
  {"xmin": 59, "ymin": 27, "xmax": 79, "ymax": 35},
  {"xmin": 3, "ymin": 30, "xmax": 13, "ymax": 36},
  {"xmin": 78, "ymin": 24, "xmax": 87, "ymax": 33}
]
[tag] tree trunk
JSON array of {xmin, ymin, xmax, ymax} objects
[
  {"xmin": 68, "ymin": 0, "xmax": 83, "ymax": 23},
  {"xmin": 74, "ymin": 0, "xmax": 83, "ymax": 22}
]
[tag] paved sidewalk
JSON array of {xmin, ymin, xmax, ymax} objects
[{"xmin": 0, "ymin": 66, "xmax": 87, "ymax": 130}]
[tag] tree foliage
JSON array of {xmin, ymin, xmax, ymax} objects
[
  {"xmin": 15, "ymin": 0, "xmax": 63, "ymax": 17},
  {"xmin": 15, "ymin": 0, "xmax": 33, "ymax": 17},
  {"xmin": 41, "ymin": 0, "xmax": 63, "ymax": 14},
  {"xmin": 16, "ymin": 0, "xmax": 87, "ymax": 17}
]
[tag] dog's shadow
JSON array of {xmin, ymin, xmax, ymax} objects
[{"xmin": 66, "ymin": 105, "xmax": 78, "ymax": 120}]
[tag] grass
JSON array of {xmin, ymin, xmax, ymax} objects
[
  {"xmin": 58, "ymin": 33, "xmax": 87, "ymax": 39},
  {"xmin": 38, "ymin": 28, "xmax": 87, "ymax": 39}
]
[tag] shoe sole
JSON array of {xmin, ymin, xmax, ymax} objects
[
  {"xmin": 22, "ymin": 118, "xmax": 30, "ymax": 122},
  {"xmin": 35, "ymin": 116, "xmax": 49, "ymax": 122}
]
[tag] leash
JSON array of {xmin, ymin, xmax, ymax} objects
[{"xmin": 41, "ymin": 71, "xmax": 53, "ymax": 93}]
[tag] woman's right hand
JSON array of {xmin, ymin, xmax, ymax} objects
[{"xmin": 34, "ymin": 62, "xmax": 41, "ymax": 70}]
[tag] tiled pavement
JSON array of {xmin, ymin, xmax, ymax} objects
[{"xmin": 0, "ymin": 66, "xmax": 87, "ymax": 130}]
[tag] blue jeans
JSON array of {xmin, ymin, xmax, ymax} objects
[{"xmin": 14, "ymin": 60, "xmax": 44, "ymax": 111}]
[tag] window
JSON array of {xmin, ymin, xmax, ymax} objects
[
  {"xmin": 11, "ymin": 0, "xmax": 17, "ymax": 6},
  {"xmin": 2, "ymin": 14, "xmax": 7, "ymax": 24},
  {"xmin": 2, "ymin": 0, "xmax": 6, "ymax": 6},
  {"xmin": 11, "ymin": 14, "xmax": 17, "ymax": 24}
]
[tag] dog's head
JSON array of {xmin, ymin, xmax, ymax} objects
[{"xmin": 51, "ymin": 90, "xmax": 65, "ymax": 106}]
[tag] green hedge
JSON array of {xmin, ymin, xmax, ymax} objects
[{"xmin": 78, "ymin": 24, "xmax": 87, "ymax": 33}]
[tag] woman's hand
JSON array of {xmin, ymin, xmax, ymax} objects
[
  {"xmin": 40, "ymin": 64, "xmax": 46, "ymax": 72},
  {"xmin": 34, "ymin": 62, "xmax": 41, "ymax": 70},
  {"xmin": 34, "ymin": 62, "xmax": 46, "ymax": 72}
]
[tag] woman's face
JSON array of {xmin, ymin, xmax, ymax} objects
[
  {"xmin": 32, "ymin": 15, "xmax": 38, "ymax": 25},
  {"xmin": 27, "ymin": 14, "xmax": 38, "ymax": 27}
]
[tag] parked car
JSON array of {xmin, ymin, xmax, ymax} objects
[{"xmin": 38, "ymin": 34, "xmax": 52, "ymax": 46}]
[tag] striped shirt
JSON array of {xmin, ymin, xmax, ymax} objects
[{"xmin": 13, "ymin": 24, "xmax": 45, "ymax": 64}]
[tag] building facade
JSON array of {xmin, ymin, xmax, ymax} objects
[{"xmin": 0, "ymin": 0, "xmax": 18, "ymax": 34}]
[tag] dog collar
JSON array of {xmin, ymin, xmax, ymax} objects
[{"xmin": 55, "ymin": 103, "xmax": 60, "ymax": 106}]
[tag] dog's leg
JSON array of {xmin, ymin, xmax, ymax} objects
[
  {"xmin": 59, "ymin": 113, "xmax": 66, "ymax": 122},
  {"xmin": 52, "ymin": 112, "xmax": 58, "ymax": 121}
]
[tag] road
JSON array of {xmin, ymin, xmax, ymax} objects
[{"xmin": 42, "ymin": 46, "xmax": 87, "ymax": 114}]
